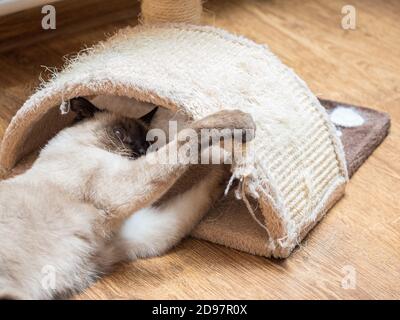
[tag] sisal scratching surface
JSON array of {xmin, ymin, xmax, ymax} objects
[{"xmin": 192, "ymin": 100, "xmax": 390, "ymax": 257}]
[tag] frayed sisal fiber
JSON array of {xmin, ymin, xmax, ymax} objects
[{"xmin": 0, "ymin": 24, "xmax": 348, "ymax": 258}]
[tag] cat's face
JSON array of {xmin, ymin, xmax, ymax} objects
[
  {"xmin": 70, "ymin": 97, "xmax": 158, "ymax": 159},
  {"xmin": 101, "ymin": 115, "xmax": 152, "ymax": 159}
]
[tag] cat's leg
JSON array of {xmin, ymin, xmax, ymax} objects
[
  {"xmin": 91, "ymin": 110, "xmax": 255, "ymax": 225},
  {"xmin": 117, "ymin": 165, "xmax": 229, "ymax": 260}
]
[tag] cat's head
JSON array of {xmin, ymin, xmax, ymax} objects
[{"xmin": 69, "ymin": 97, "xmax": 158, "ymax": 159}]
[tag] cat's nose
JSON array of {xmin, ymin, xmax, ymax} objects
[{"xmin": 139, "ymin": 148, "xmax": 146, "ymax": 155}]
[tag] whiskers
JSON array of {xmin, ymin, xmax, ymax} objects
[{"xmin": 100, "ymin": 129, "xmax": 139, "ymax": 159}]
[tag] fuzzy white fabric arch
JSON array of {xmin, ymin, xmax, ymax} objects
[{"xmin": 0, "ymin": 24, "xmax": 348, "ymax": 258}]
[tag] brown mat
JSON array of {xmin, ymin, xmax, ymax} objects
[
  {"xmin": 191, "ymin": 99, "xmax": 391, "ymax": 256},
  {"xmin": 319, "ymin": 99, "xmax": 390, "ymax": 178}
]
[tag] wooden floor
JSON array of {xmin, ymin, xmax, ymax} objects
[{"xmin": 0, "ymin": 0, "xmax": 399, "ymax": 299}]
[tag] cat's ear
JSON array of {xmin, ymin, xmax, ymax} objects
[
  {"xmin": 139, "ymin": 107, "xmax": 158, "ymax": 125},
  {"xmin": 70, "ymin": 97, "xmax": 101, "ymax": 120}
]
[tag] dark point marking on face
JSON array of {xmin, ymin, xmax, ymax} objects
[
  {"xmin": 109, "ymin": 118, "xmax": 150, "ymax": 158},
  {"xmin": 102, "ymin": 107, "xmax": 159, "ymax": 159}
]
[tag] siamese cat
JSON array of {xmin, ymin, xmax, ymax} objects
[{"xmin": 0, "ymin": 98, "xmax": 255, "ymax": 300}]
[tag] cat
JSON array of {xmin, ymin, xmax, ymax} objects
[{"xmin": 0, "ymin": 97, "xmax": 255, "ymax": 299}]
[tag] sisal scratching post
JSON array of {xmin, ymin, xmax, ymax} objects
[{"xmin": 141, "ymin": 0, "xmax": 203, "ymax": 24}]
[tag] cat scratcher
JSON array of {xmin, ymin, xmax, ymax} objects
[{"xmin": 0, "ymin": 2, "xmax": 390, "ymax": 258}]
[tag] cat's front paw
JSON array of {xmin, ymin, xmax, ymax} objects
[{"xmin": 191, "ymin": 110, "xmax": 256, "ymax": 143}]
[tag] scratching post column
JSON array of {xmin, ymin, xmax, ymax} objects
[{"xmin": 141, "ymin": 0, "xmax": 203, "ymax": 24}]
